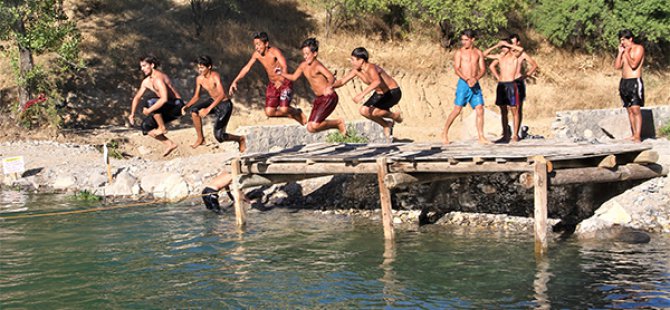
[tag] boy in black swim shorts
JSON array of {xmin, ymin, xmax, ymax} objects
[
  {"xmin": 614, "ymin": 29, "xmax": 645, "ymax": 142},
  {"xmin": 332, "ymin": 47, "xmax": 403, "ymax": 142},
  {"xmin": 182, "ymin": 56, "xmax": 246, "ymax": 152}
]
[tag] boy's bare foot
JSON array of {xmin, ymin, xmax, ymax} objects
[
  {"xmin": 162, "ymin": 142, "xmax": 178, "ymax": 157},
  {"xmin": 190, "ymin": 139, "xmax": 205, "ymax": 148},
  {"xmin": 337, "ymin": 119, "xmax": 347, "ymax": 136},
  {"xmin": 384, "ymin": 120, "xmax": 394, "ymax": 143},
  {"xmin": 157, "ymin": 126, "xmax": 168, "ymax": 135},
  {"xmin": 511, "ymin": 136, "xmax": 520, "ymax": 143},
  {"xmin": 238, "ymin": 136, "xmax": 247, "ymax": 153},
  {"xmin": 478, "ymin": 137, "xmax": 492, "ymax": 145},
  {"xmin": 296, "ymin": 108, "xmax": 307, "ymax": 125}
]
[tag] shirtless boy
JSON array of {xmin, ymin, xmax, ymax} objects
[
  {"xmin": 509, "ymin": 34, "xmax": 538, "ymax": 134},
  {"xmin": 443, "ymin": 29, "xmax": 489, "ymax": 144},
  {"xmin": 278, "ymin": 38, "xmax": 346, "ymax": 135},
  {"xmin": 128, "ymin": 55, "xmax": 184, "ymax": 156},
  {"xmin": 332, "ymin": 47, "xmax": 403, "ymax": 142},
  {"xmin": 614, "ymin": 29, "xmax": 645, "ymax": 143},
  {"xmin": 229, "ymin": 32, "xmax": 306, "ymax": 125},
  {"xmin": 484, "ymin": 39, "xmax": 524, "ymax": 142},
  {"xmin": 182, "ymin": 56, "xmax": 246, "ymax": 152}
]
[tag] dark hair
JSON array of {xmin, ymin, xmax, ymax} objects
[
  {"xmin": 618, "ymin": 29, "xmax": 634, "ymax": 39},
  {"xmin": 509, "ymin": 33, "xmax": 521, "ymax": 42},
  {"xmin": 351, "ymin": 47, "xmax": 369, "ymax": 62},
  {"xmin": 301, "ymin": 38, "xmax": 319, "ymax": 52},
  {"xmin": 460, "ymin": 29, "xmax": 476, "ymax": 39},
  {"xmin": 196, "ymin": 55, "xmax": 213, "ymax": 67},
  {"xmin": 139, "ymin": 54, "xmax": 160, "ymax": 68},
  {"xmin": 253, "ymin": 31, "xmax": 269, "ymax": 43},
  {"xmin": 502, "ymin": 38, "xmax": 512, "ymax": 45}
]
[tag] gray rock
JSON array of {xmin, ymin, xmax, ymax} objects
[
  {"xmin": 104, "ymin": 170, "xmax": 137, "ymax": 196},
  {"xmin": 53, "ymin": 175, "xmax": 77, "ymax": 190}
]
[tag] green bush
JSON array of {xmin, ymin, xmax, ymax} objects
[
  {"xmin": 531, "ymin": 0, "xmax": 670, "ymax": 51},
  {"xmin": 72, "ymin": 190, "xmax": 102, "ymax": 202},
  {"xmin": 326, "ymin": 124, "xmax": 368, "ymax": 143},
  {"xmin": 659, "ymin": 122, "xmax": 670, "ymax": 138}
]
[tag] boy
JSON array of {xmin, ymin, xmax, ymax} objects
[
  {"xmin": 229, "ymin": 32, "xmax": 307, "ymax": 125},
  {"xmin": 443, "ymin": 29, "xmax": 489, "ymax": 144},
  {"xmin": 614, "ymin": 29, "xmax": 645, "ymax": 143},
  {"xmin": 278, "ymin": 38, "xmax": 346, "ymax": 135},
  {"xmin": 128, "ymin": 55, "xmax": 183, "ymax": 156},
  {"xmin": 332, "ymin": 47, "xmax": 403, "ymax": 142},
  {"xmin": 509, "ymin": 34, "xmax": 538, "ymax": 135},
  {"xmin": 182, "ymin": 55, "xmax": 246, "ymax": 152},
  {"xmin": 484, "ymin": 39, "xmax": 525, "ymax": 143}
]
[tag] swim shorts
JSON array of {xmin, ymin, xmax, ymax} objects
[
  {"xmin": 495, "ymin": 82, "xmax": 519, "ymax": 107},
  {"xmin": 188, "ymin": 98, "xmax": 234, "ymax": 142},
  {"xmin": 619, "ymin": 78, "xmax": 644, "ymax": 108},
  {"xmin": 363, "ymin": 88, "xmax": 402, "ymax": 111},
  {"xmin": 141, "ymin": 98, "xmax": 184, "ymax": 135},
  {"xmin": 266, "ymin": 78, "xmax": 293, "ymax": 109},
  {"xmin": 309, "ymin": 92, "xmax": 338, "ymax": 123},
  {"xmin": 454, "ymin": 78, "xmax": 484, "ymax": 108}
]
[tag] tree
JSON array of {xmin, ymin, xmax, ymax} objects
[
  {"xmin": 532, "ymin": 0, "xmax": 670, "ymax": 52},
  {"xmin": 307, "ymin": 0, "xmax": 392, "ymax": 37},
  {"xmin": 0, "ymin": 0, "xmax": 81, "ymax": 126}
]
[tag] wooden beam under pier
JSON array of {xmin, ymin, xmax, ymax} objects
[
  {"xmin": 533, "ymin": 156, "xmax": 549, "ymax": 255},
  {"xmin": 518, "ymin": 163, "xmax": 667, "ymax": 188},
  {"xmin": 377, "ymin": 157, "xmax": 395, "ymax": 241},
  {"xmin": 231, "ymin": 158, "xmax": 246, "ymax": 228},
  {"xmin": 384, "ymin": 172, "xmax": 470, "ymax": 189}
]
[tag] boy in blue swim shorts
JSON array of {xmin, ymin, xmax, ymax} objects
[{"xmin": 443, "ymin": 29, "xmax": 490, "ymax": 144}]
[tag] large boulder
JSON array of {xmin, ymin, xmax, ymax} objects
[
  {"xmin": 104, "ymin": 170, "xmax": 139, "ymax": 196},
  {"xmin": 141, "ymin": 172, "xmax": 189, "ymax": 201}
]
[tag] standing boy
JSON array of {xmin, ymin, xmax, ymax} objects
[
  {"xmin": 509, "ymin": 34, "xmax": 538, "ymax": 135},
  {"xmin": 443, "ymin": 29, "xmax": 489, "ymax": 144},
  {"xmin": 332, "ymin": 47, "xmax": 403, "ymax": 142},
  {"xmin": 485, "ymin": 39, "xmax": 524, "ymax": 143},
  {"xmin": 128, "ymin": 55, "xmax": 184, "ymax": 156},
  {"xmin": 278, "ymin": 38, "xmax": 346, "ymax": 135},
  {"xmin": 229, "ymin": 32, "xmax": 306, "ymax": 125},
  {"xmin": 182, "ymin": 56, "xmax": 246, "ymax": 152},
  {"xmin": 614, "ymin": 29, "xmax": 645, "ymax": 143}
]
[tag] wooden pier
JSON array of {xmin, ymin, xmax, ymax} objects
[{"xmin": 225, "ymin": 141, "xmax": 666, "ymax": 254}]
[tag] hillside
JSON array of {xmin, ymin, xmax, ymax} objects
[{"xmin": 0, "ymin": 0, "xmax": 668, "ymax": 156}]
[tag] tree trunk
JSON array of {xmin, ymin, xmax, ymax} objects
[{"xmin": 15, "ymin": 15, "xmax": 34, "ymax": 111}]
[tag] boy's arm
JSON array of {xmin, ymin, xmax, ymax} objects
[
  {"xmin": 625, "ymin": 45, "xmax": 645, "ymax": 70},
  {"xmin": 475, "ymin": 50, "xmax": 486, "ymax": 81},
  {"xmin": 453, "ymin": 50, "xmax": 468, "ymax": 80},
  {"xmin": 354, "ymin": 66, "xmax": 381, "ymax": 103},
  {"xmin": 489, "ymin": 59, "xmax": 501, "ymax": 81},
  {"xmin": 278, "ymin": 62, "xmax": 304, "ymax": 81},
  {"xmin": 614, "ymin": 44, "xmax": 625, "ymax": 69},
  {"xmin": 129, "ymin": 82, "xmax": 147, "ymax": 125},
  {"xmin": 144, "ymin": 80, "xmax": 168, "ymax": 114},
  {"xmin": 183, "ymin": 77, "xmax": 202, "ymax": 109},
  {"xmin": 332, "ymin": 70, "xmax": 357, "ymax": 88},
  {"xmin": 165, "ymin": 77, "xmax": 181, "ymax": 98},
  {"xmin": 229, "ymin": 55, "xmax": 257, "ymax": 95},
  {"xmin": 523, "ymin": 53, "xmax": 539, "ymax": 77},
  {"xmin": 483, "ymin": 42, "xmax": 500, "ymax": 58}
]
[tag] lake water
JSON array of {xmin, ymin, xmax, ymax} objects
[{"xmin": 1, "ymin": 192, "xmax": 669, "ymax": 309}]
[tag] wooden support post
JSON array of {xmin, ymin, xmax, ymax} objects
[
  {"xmin": 533, "ymin": 155, "xmax": 548, "ymax": 255},
  {"xmin": 633, "ymin": 150, "xmax": 659, "ymax": 164},
  {"xmin": 230, "ymin": 157, "xmax": 246, "ymax": 228},
  {"xmin": 384, "ymin": 172, "xmax": 467, "ymax": 189},
  {"xmin": 376, "ymin": 157, "xmax": 395, "ymax": 241}
]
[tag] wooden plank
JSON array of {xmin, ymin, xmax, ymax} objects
[
  {"xmin": 533, "ymin": 156, "xmax": 548, "ymax": 255},
  {"xmin": 238, "ymin": 174, "xmax": 328, "ymax": 189},
  {"xmin": 377, "ymin": 157, "xmax": 395, "ymax": 241},
  {"xmin": 230, "ymin": 158, "xmax": 246, "ymax": 228},
  {"xmin": 384, "ymin": 172, "xmax": 470, "ymax": 189},
  {"xmin": 550, "ymin": 163, "xmax": 667, "ymax": 185},
  {"xmin": 389, "ymin": 161, "xmax": 534, "ymax": 173},
  {"xmin": 242, "ymin": 162, "xmax": 379, "ymax": 174}
]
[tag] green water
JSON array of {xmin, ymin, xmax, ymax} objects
[{"xmin": 1, "ymin": 192, "xmax": 669, "ymax": 309}]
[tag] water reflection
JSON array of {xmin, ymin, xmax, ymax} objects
[{"xmin": 533, "ymin": 256, "xmax": 552, "ymax": 310}]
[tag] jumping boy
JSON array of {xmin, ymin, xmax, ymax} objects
[
  {"xmin": 332, "ymin": 47, "xmax": 403, "ymax": 142},
  {"xmin": 443, "ymin": 29, "xmax": 489, "ymax": 145},
  {"xmin": 484, "ymin": 39, "xmax": 524, "ymax": 143},
  {"xmin": 614, "ymin": 29, "xmax": 645, "ymax": 143},
  {"xmin": 128, "ymin": 55, "xmax": 184, "ymax": 156},
  {"xmin": 229, "ymin": 32, "xmax": 307, "ymax": 125},
  {"xmin": 181, "ymin": 56, "xmax": 246, "ymax": 152},
  {"xmin": 278, "ymin": 38, "xmax": 346, "ymax": 135}
]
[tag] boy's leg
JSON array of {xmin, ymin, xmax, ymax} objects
[
  {"xmin": 442, "ymin": 106, "xmax": 462, "ymax": 144},
  {"xmin": 475, "ymin": 105, "xmax": 490, "ymax": 144},
  {"xmin": 509, "ymin": 106, "xmax": 520, "ymax": 142},
  {"xmin": 191, "ymin": 112, "xmax": 205, "ymax": 148},
  {"xmin": 497, "ymin": 105, "xmax": 510, "ymax": 143},
  {"xmin": 306, "ymin": 119, "xmax": 346, "ymax": 134},
  {"xmin": 153, "ymin": 113, "xmax": 167, "ymax": 134},
  {"xmin": 627, "ymin": 106, "xmax": 642, "ymax": 142}
]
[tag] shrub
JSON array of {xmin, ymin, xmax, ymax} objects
[{"xmin": 326, "ymin": 124, "xmax": 368, "ymax": 143}]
